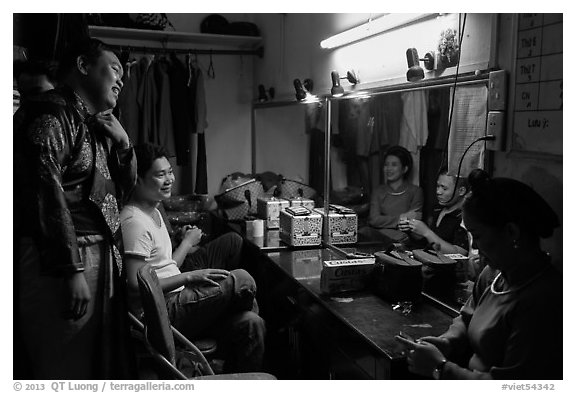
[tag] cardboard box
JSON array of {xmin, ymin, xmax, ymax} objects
[
  {"xmin": 287, "ymin": 197, "xmax": 315, "ymax": 210},
  {"xmin": 320, "ymin": 254, "xmax": 375, "ymax": 295},
  {"xmin": 289, "ymin": 249, "xmax": 323, "ymax": 280},
  {"xmin": 257, "ymin": 196, "xmax": 289, "ymax": 229},
  {"xmin": 314, "ymin": 204, "xmax": 358, "ymax": 244},
  {"xmin": 279, "ymin": 207, "xmax": 322, "ymax": 247}
]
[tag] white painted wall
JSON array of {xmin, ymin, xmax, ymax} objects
[
  {"xmin": 253, "ymin": 13, "xmax": 494, "ymax": 99},
  {"xmin": 253, "ymin": 104, "xmax": 310, "ymax": 182}
]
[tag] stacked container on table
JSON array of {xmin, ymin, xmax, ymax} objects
[{"xmin": 279, "ymin": 206, "xmax": 322, "ymax": 247}]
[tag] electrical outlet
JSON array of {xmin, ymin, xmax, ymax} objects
[
  {"xmin": 486, "ymin": 111, "xmax": 505, "ymax": 151},
  {"xmin": 488, "ymin": 70, "xmax": 507, "ymax": 111}
]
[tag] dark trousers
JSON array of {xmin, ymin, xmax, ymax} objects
[{"xmin": 167, "ymin": 232, "xmax": 266, "ymax": 372}]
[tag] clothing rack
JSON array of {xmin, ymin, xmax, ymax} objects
[{"xmin": 106, "ymin": 44, "xmax": 264, "ymax": 58}]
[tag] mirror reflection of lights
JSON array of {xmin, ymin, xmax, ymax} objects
[{"xmin": 302, "ymin": 93, "xmax": 320, "ymax": 103}]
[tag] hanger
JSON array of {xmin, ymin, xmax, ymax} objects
[{"xmin": 207, "ymin": 50, "xmax": 215, "ymax": 79}]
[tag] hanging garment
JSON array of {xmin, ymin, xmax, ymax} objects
[
  {"xmin": 168, "ymin": 53, "xmax": 196, "ymax": 165},
  {"xmin": 447, "ymin": 85, "xmax": 488, "ymax": 177},
  {"xmin": 380, "ymin": 94, "xmax": 403, "ymax": 147},
  {"xmin": 399, "ymin": 90, "xmax": 429, "ymax": 185},
  {"xmin": 137, "ymin": 56, "xmax": 157, "ymax": 145},
  {"xmin": 426, "ymin": 88, "xmax": 451, "ymax": 150},
  {"xmin": 195, "ymin": 133, "xmax": 208, "ymax": 194},
  {"xmin": 193, "ymin": 66, "xmax": 208, "ymax": 193},
  {"xmin": 308, "ymin": 127, "xmax": 325, "ymax": 196},
  {"xmin": 117, "ymin": 59, "xmax": 142, "ymax": 144},
  {"xmin": 153, "ymin": 57, "xmax": 176, "ymax": 156},
  {"xmin": 194, "ymin": 66, "xmax": 208, "ymax": 134}
]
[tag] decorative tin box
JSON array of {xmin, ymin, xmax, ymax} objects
[
  {"xmin": 320, "ymin": 251, "xmax": 375, "ymax": 295},
  {"xmin": 257, "ymin": 196, "xmax": 290, "ymax": 229},
  {"xmin": 314, "ymin": 204, "xmax": 358, "ymax": 244},
  {"xmin": 287, "ymin": 197, "xmax": 315, "ymax": 210},
  {"xmin": 279, "ymin": 206, "xmax": 322, "ymax": 247}
]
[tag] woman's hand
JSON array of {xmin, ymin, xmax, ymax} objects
[
  {"xmin": 419, "ymin": 336, "xmax": 451, "ymax": 356},
  {"xmin": 64, "ymin": 271, "xmax": 91, "ymax": 320},
  {"xmin": 398, "ymin": 217, "xmax": 411, "ymax": 232},
  {"xmin": 402, "ymin": 211, "xmax": 420, "ymax": 220},
  {"xmin": 186, "ymin": 269, "xmax": 230, "ymax": 287},
  {"xmin": 396, "ymin": 335, "xmax": 447, "ymax": 378},
  {"xmin": 90, "ymin": 112, "xmax": 130, "ymax": 148}
]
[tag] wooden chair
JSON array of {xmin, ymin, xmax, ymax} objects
[{"xmin": 136, "ymin": 263, "xmax": 276, "ymax": 380}]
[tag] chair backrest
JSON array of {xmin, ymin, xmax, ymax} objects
[
  {"xmin": 137, "ymin": 264, "xmax": 277, "ymax": 380},
  {"xmin": 137, "ymin": 264, "xmax": 178, "ymax": 365}
]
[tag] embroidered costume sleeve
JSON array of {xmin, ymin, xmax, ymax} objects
[{"xmin": 15, "ymin": 99, "xmax": 86, "ymax": 275}]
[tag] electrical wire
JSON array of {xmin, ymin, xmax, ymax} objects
[
  {"xmin": 441, "ymin": 13, "xmax": 477, "ymax": 205},
  {"xmin": 438, "ymin": 13, "xmax": 467, "ymax": 178}
]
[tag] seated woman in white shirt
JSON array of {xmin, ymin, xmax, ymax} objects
[{"xmin": 120, "ymin": 143, "xmax": 265, "ymax": 373}]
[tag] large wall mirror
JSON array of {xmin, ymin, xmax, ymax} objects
[{"xmin": 252, "ymin": 75, "xmax": 491, "ymax": 312}]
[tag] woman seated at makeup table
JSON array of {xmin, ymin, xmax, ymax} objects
[{"xmin": 396, "ymin": 169, "xmax": 562, "ymax": 380}]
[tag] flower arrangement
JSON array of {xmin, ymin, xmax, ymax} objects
[{"xmin": 438, "ymin": 28, "xmax": 460, "ymax": 67}]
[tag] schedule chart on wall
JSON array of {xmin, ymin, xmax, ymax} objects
[{"xmin": 512, "ymin": 13, "xmax": 562, "ymax": 156}]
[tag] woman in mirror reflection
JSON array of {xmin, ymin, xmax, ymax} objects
[
  {"xmin": 360, "ymin": 145, "xmax": 423, "ymax": 244},
  {"xmin": 396, "ymin": 168, "xmax": 562, "ymax": 379}
]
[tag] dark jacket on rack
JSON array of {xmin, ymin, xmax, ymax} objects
[
  {"xmin": 169, "ymin": 53, "xmax": 196, "ymax": 165},
  {"xmin": 117, "ymin": 59, "xmax": 143, "ymax": 144},
  {"xmin": 154, "ymin": 57, "xmax": 176, "ymax": 156}
]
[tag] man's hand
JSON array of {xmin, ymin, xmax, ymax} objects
[
  {"xmin": 407, "ymin": 219, "xmax": 431, "ymax": 237},
  {"xmin": 64, "ymin": 272, "xmax": 91, "ymax": 320},
  {"xmin": 181, "ymin": 225, "xmax": 203, "ymax": 249},
  {"xmin": 90, "ymin": 112, "xmax": 130, "ymax": 148},
  {"xmin": 398, "ymin": 218, "xmax": 427, "ymax": 235}
]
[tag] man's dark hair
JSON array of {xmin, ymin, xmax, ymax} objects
[
  {"xmin": 438, "ymin": 168, "xmax": 469, "ymax": 192},
  {"xmin": 134, "ymin": 143, "xmax": 170, "ymax": 178},
  {"xmin": 56, "ymin": 38, "xmax": 115, "ymax": 81}
]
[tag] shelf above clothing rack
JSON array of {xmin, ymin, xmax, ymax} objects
[{"xmin": 88, "ymin": 25, "xmax": 264, "ymax": 57}]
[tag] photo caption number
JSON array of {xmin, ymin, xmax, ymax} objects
[{"xmin": 25, "ymin": 384, "xmax": 45, "ymax": 391}]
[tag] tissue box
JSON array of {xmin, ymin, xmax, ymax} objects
[
  {"xmin": 320, "ymin": 253, "xmax": 375, "ymax": 294},
  {"xmin": 287, "ymin": 197, "xmax": 315, "ymax": 210},
  {"xmin": 314, "ymin": 205, "xmax": 358, "ymax": 244},
  {"xmin": 257, "ymin": 196, "xmax": 290, "ymax": 229},
  {"xmin": 279, "ymin": 207, "xmax": 322, "ymax": 247}
]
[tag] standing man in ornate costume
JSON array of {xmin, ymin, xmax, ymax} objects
[{"xmin": 14, "ymin": 38, "xmax": 137, "ymax": 379}]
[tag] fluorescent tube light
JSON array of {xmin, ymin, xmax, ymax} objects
[{"xmin": 320, "ymin": 13, "xmax": 439, "ymax": 49}]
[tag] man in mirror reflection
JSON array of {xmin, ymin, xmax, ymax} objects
[{"xmin": 399, "ymin": 169, "xmax": 470, "ymax": 297}]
